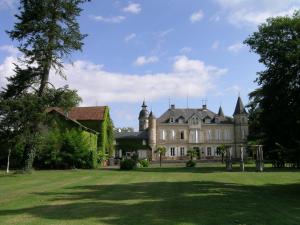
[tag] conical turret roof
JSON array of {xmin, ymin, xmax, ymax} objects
[
  {"xmin": 233, "ymin": 97, "xmax": 247, "ymax": 115},
  {"xmin": 149, "ymin": 111, "xmax": 156, "ymax": 119},
  {"xmin": 218, "ymin": 106, "xmax": 224, "ymax": 117}
]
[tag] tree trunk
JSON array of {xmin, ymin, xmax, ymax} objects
[
  {"xmin": 221, "ymin": 153, "xmax": 224, "ymax": 164},
  {"xmin": 160, "ymin": 154, "xmax": 162, "ymax": 167},
  {"xmin": 38, "ymin": 62, "xmax": 51, "ymax": 96},
  {"xmin": 6, "ymin": 148, "xmax": 11, "ymax": 174}
]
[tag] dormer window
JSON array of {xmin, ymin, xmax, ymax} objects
[
  {"xmin": 170, "ymin": 117, "xmax": 174, "ymax": 123},
  {"xmin": 190, "ymin": 116, "xmax": 199, "ymax": 125}
]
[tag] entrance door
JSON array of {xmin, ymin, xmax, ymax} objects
[{"xmin": 193, "ymin": 147, "xmax": 201, "ymax": 159}]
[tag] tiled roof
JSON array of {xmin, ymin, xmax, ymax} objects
[
  {"xmin": 47, "ymin": 106, "xmax": 106, "ymax": 121},
  {"xmin": 47, "ymin": 109, "xmax": 99, "ymax": 134}
]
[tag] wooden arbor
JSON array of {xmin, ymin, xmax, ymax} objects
[{"xmin": 225, "ymin": 145, "xmax": 264, "ymax": 172}]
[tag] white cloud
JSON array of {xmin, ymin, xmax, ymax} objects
[
  {"xmin": 180, "ymin": 47, "xmax": 192, "ymax": 54},
  {"xmin": 90, "ymin": 15, "xmax": 125, "ymax": 23},
  {"xmin": 190, "ymin": 10, "xmax": 204, "ymax": 23},
  {"xmin": 124, "ymin": 33, "xmax": 136, "ymax": 42},
  {"xmin": 215, "ymin": 0, "xmax": 300, "ymax": 27},
  {"xmin": 134, "ymin": 56, "xmax": 158, "ymax": 66},
  {"xmin": 0, "ymin": 45, "xmax": 19, "ymax": 56},
  {"xmin": 123, "ymin": 3, "xmax": 141, "ymax": 14},
  {"xmin": 211, "ymin": 41, "xmax": 220, "ymax": 50},
  {"xmin": 0, "ymin": 56, "xmax": 16, "ymax": 90},
  {"xmin": 0, "ymin": 55, "xmax": 228, "ymax": 105},
  {"xmin": 227, "ymin": 42, "xmax": 244, "ymax": 53}
]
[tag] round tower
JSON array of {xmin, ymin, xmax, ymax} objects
[
  {"xmin": 148, "ymin": 111, "xmax": 157, "ymax": 158},
  {"xmin": 139, "ymin": 101, "xmax": 149, "ymax": 131},
  {"xmin": 233, "ymin": 96, "xmax": 248, "ymax": 158}
]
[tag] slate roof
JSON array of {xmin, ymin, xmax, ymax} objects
[
  {"xmin": 218, "ymin": 106, "xmax": 225, "ymax": 117},
  {"xmin": 233, "ymin": 97, "xmax": 247, "ymax": 115},
  {"xmin": 115, "ymin": 130, "xmax": 148, "ymax": 140},
  {"xmin": 47, "ymin": 106, "xmax": 106, "ymax": 121},
  {"xmin": 158, "ymin": 108, "xmax": 233, "ymax": 124}
]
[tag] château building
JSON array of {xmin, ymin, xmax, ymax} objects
[{"xmin": 115, "ymin": 97, "xmax": 248, "ymax": 160}]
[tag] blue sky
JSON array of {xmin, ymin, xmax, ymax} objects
[{"xmin": 0, "ymin": 0, "xmax": 299, "ymax": 130}]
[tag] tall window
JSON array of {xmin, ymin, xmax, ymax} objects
[
  {"xmin": 171, "ymin": 130, "xmax": 176, "ymax": 140},
  {"xmin": 215, "ymin": 129, "xmax": 221, "ymax": 140},
  {"xmin": 180, "ymin": 147, "xmax": 185, "ymax": 156},
  {"xmin": 160, "ymin": 129, "xmax": 166, "ymax": 140},
  {"xmin": 180, "ymin": 131, "xmax": 184, "ymax": 140},
  {"xmin": 207, "ymin": 147, "xmax": 212, "ymax": 156},
  {"xmin": 170, "ymin": 147, "xmax": 175, "ymax": 156},
  {"xmin": 170, "ymin": 117, "xmax": 174, "ymax": 123},
  {"xmin": 195, "ymin": 130, "xmax": 199, "ymax": 143},
  {"xmin": 207, "ymin": 130, "xmax": 211, "ymax": 141}
]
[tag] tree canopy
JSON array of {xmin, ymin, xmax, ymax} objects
[{"xmin": 244, "ymin": 11, "xmax": 300, "ymax": 167}]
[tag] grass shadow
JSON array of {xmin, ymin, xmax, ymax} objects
[{"xmin": 0, "ymin": 180, "xmax": 299, "ymax": 225}]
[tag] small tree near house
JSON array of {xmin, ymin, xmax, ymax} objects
[
  {"xmin": 155, "ymin": 146, "xmax": 166, "ymax": 167},
  {"xmin": 216, "ymin": 144, "xmax": 230, "ymax": 164}
]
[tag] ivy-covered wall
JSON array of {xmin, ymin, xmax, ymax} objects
[
  {"xmin": 77, "ymin": 107, "xmax": 115, "ymax": 157},
  {"xmin": 36, "ymin": 112, "xmax": 99, "ymax": 169}
]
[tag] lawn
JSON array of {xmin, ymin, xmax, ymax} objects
[{"xmin": 0, "ymin": 163, "xmax": 299, "ymax": 225}]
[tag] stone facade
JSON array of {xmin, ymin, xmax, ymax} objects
[{"xmin": 139, "ymin": 97, "xmax": 248, "ymax": 161}]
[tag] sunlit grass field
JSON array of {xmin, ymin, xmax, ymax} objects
[{"xmin": 0, "ymin": 163, "xmax": 299, "ymax": 225}]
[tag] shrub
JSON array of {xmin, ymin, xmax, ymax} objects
[
  {"xmin": 186, "ymin": 160, "xmax": 196, "ymax": 167},
  {"xmin": 139, "ymin": 159, "xmax": 149, "ymax": 168},
  {"xmin": 120, "ymin": 159, "xmax": 136, "ymax": 170},
  {"xmin": 35, "ymin": 128, "xmax": 97, "ymax": 169}
]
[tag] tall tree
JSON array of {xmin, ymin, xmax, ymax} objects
[
  {"xmin": 1, "ymin": 0, "xmax": 88, "ymax": 170},
  {"xmin": 7, "ymin": 0, "xmax": 89, "ymax": 96},
  {"xmin": 244, "ymin": 11, "xmax": 300, "ymax": 167}
]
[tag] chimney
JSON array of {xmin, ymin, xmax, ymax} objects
[
  {"xmin": 170, "ymin": 104, "xmax": 175, "ymax": 110},
  {"xmin": 202, "ymin": 104, "xmax": 207, "ymax": 110}
]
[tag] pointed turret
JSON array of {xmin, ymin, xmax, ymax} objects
[
  {"xmin": 218, "ymin": 106, "xmax": 225, "ymax": 117},
  {"xmin": 149, "ymin": 110, "xmax": 156, "ymax": 119},
  {"xmin": 139, "ymin": 100, "xmax": 149, "ymax": 131},
  {"xmin": 233, "ymin": 97, "xmax": 247, "ymax": 115}
]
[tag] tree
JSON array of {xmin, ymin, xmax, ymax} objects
[
  {"xmin": 187, "ymin": 149, "xmax": 197, "ymax": 161},
  {"xmin": 155, "ymin": 146, "xmax": 166, "ymax": 167},
  {"xmin": 0, "ymin": 87, "xmax": 81, "ymax": 170},
  {"xmin": 1, "ymin": 0, "xmax": 89, "ymax": 170},
  {"xmin": 244, "ymin": 11, "xmax": 300, "ymax": 167},
  {"xmin": 216, "ymin": 144, "xmax": 229, "ymax": 164}
]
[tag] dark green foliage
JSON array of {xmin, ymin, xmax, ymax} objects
[
  {"xmin": 216, "ymin": 144, "xmax": 230, "ymax": 164},
  {"xmin": 186, "ymin": 160, "xmax": 196, "ymax": 167},
  {"xmin": 0, "ymin": 87, "xmax": 82, "ymax": 169},
  {"xmin": 244, "ymin": 11, "xmax": 300, "ymax": 167},
  {"xmin": 187, "ymin": 149, "xmax": 197, "ymax": 161},
  {"xmin": 7, "ymin": 0, "xmax": 89, "ymax": 95},
  {"xmin": 34, "ymin": 128, "xmax": 97, "ymax": 169},
  {"xmin": 139, "ymin": 159, "xmax": 150, "ymax": 168},
  {"xmin": 0, "ymin": 0, "xmax": 88, "ymax": 170},
  {"xmin": 120, "ymin": 159, "xmax": 136, "ymax": 170}
]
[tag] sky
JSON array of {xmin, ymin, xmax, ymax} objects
[{"xmin": 0, "ymin": 0, "xmax": 299, "ymax": 130}]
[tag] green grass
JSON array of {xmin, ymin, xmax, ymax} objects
[{"xmin": 0, "ymin": 163, "xmax": 299, "ymax": 225}]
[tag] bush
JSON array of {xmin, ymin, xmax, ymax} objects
[
  {"xmin": 35, "ymin": 128, "xmax": 97, "ymax": 169},
  {"xmin": 139, "ymin": 159, "xmax": 149, "ymax": 168},
  {"xmin": 120, "ymin": 159, "xmax": 136, "ymax": 170},
  {"xmin": 186, "ymin": 160, "xmax": 196, "ymax": 167}
]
